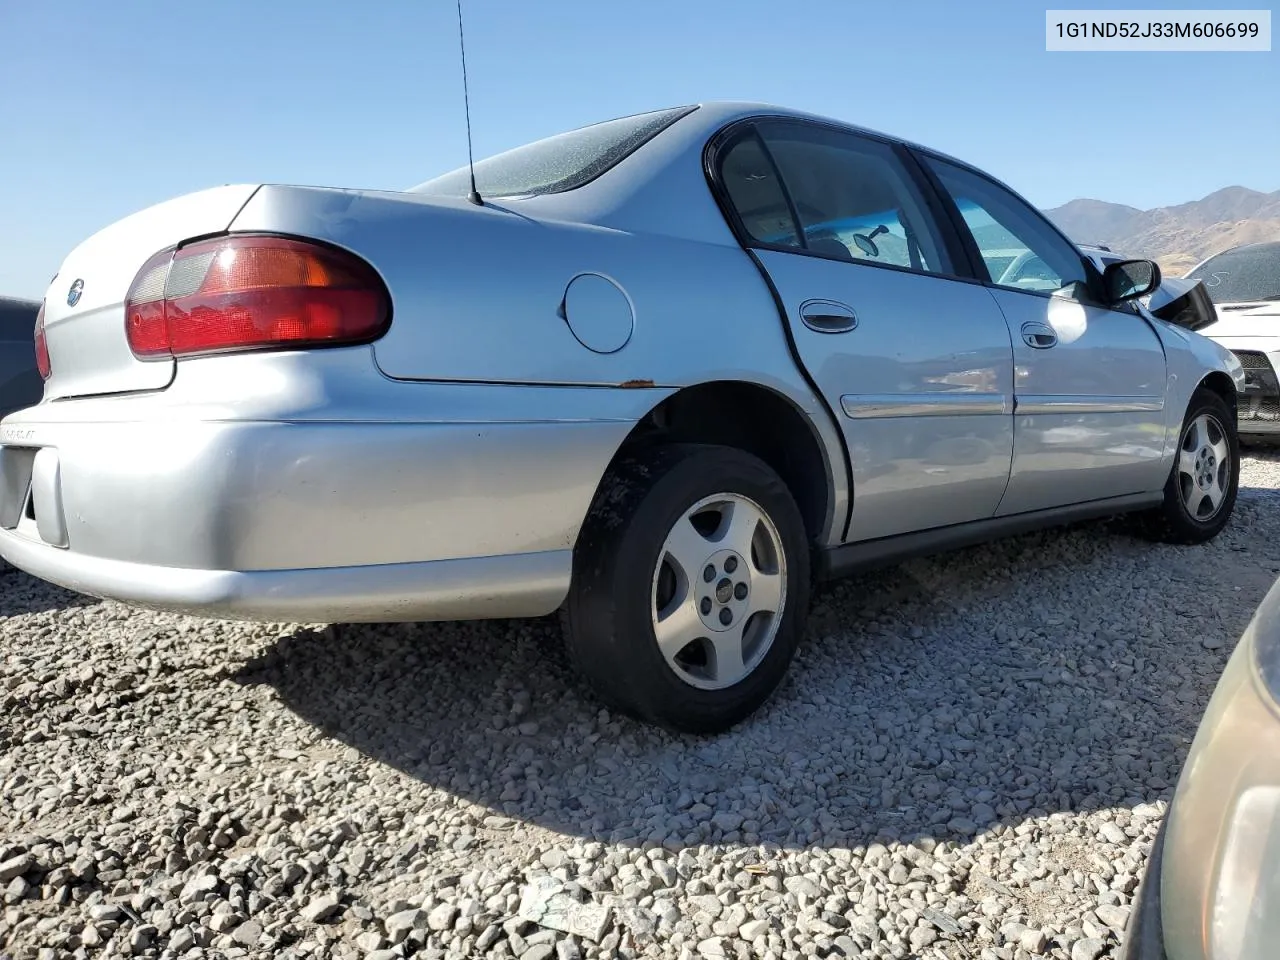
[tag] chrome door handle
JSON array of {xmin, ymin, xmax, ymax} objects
[
  {"xmin": 800, "ymin": 299, "xmax": 858, "ymax": 334},
  {"xmin": 1021, "ymin": 321, "xmax": 1058, "ymax": 349}
]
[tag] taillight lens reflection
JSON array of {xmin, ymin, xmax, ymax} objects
[{"xmin": 124, "ymin": 236, "xmax": 390, "ymax": 360}]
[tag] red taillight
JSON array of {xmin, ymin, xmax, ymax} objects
[
  {"xmin": 34, "ymin": 303, "xmax": 51, "ymax": 380},
  {"xmin": 124, "ymin": 236, "xmax": 390, "ymax": 360}
]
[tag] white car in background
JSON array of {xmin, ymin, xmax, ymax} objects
[
  {"xmin": 1083, "ymin": 240, "xmax": 1280, "ymax": 437},
  {"xmin": 1185, "ymin": 242, "xmax": 1280, "ymax": 436}
]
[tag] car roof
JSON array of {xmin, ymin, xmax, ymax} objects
[
  {"xmin": 1186, "ymin": 239, "xmax": 1280, "ymax": 276},
  {"xmin": 1208, "ymin": 239, "xmax": 1280, "ymax": 256}
]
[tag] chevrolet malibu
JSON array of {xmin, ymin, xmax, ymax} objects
[{"xmin": 0, "ymin": 103, "xmax": 1245, "ymax": 731}]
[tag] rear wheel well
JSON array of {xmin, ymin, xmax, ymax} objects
[
  {"xmin": 1197, "ymin": 372, "xmax": 1238, "ymax": 422},
  {"xmin": 613, "ymin": 382, "xmax": 833, "ymax": 544}
]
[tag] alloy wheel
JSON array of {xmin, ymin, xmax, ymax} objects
[
  {"xmin": 649, "ymin": 493, "xmax": 787, "ymax": 690},
  {"xmin": 1177, "ymin": 412, "xmax": 1231, "ymax": 521}
]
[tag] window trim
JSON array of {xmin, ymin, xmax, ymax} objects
[
  {"xmin": 752, "ymin": 126, "xmax": 807, "ymax": 253},
  {"xmin": 912, "ymin": 147, "xmax": 1111, "ymax": 305},
  {"xmin": 412, "ymin": 105, "xmax": 699, "ymax": 199},
  {"xmin": 703, "ymin": 117, "xmax": 984, "ymax": 285}
]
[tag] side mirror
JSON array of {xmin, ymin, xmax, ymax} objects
[{"xmin": 1103, "ymin": 259, "xmax": 1162, "ymax": 303}]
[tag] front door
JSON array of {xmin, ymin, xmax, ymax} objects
[
  {"xmin": 714, "ymin": 121, "xmax": 1015, "ymax": 542},
  {"xmin": 922, "ymin": 155, "xmax": 1169, "ymax": 516}
]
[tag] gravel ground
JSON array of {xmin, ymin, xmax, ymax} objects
[{"xmin": 4, "ymin": 450, "xmax": 1280, "ymax": 960}]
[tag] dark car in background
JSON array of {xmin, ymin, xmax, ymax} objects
[
  {"xmin": 0, "ymin": 297, "xmax": 43, "ymax": 419},
  {"xmin": 0, "ymin": 297, "xmax": 42, "ymax": 572}
]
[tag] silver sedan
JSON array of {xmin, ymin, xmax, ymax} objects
[{"xmin": 0, "ymin": 102, "xmax": 1245, "ymax": 731}]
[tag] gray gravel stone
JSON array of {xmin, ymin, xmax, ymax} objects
[
  {"xmin": 300, "ymin": 894, "xmax": 342, "ymax": 924},
  {"xmin": 1099, "ymin": 822, "xmax": 1128, "ymax": 845},
  {"xmin": 232, "ymin": 920, "xmax": 263, "ymax": 946},
  {"xmin": 0, "ymin": 854, "xmax": 34, "ymax": 882},
  {"xmin": 129, "ymin": 925, "xmax": 157, "ymax": 951},
  {"xmin": 356, "ymin": 930, "xmax": 387, "ymax": 952},
  {"xmin": 87, "ymin": 902, "xmax": 123, "ymax": 922},
  {"xmin": 739, "ymin": 918, "xmax": 769, "ymax": 940},
  {"xmin": 1072, "ymin": 937, "xmax": 1108, "ymax": 960},
  {"xmin": 476, "ymin": 923, "xmax": 503, "ymax": 951},
  {"xmin": 209, "ymin": 910, "xmax": 241, "ymax": 933},
  {"xmin": 4, "ymin": 452, "xmax": 1279, "ymax": 958},
  {"xmin": 427, "ymin": 902, "xmax": 458, "ymax": 932},
  {"xmin": 1020, "ymin": 928, "xmax": 1049, "ymax": 954},
  {"xmin": 1096, "ymin": 903, "xmax": 1131, "ymax": 930},
  {"xmin": 169, "ymin": 927, "xmax": 196, "ymax": 952}
]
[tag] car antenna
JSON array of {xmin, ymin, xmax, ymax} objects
[{"xmin": 456, "ymin": 0, "xmax": 483, "ymax": 206}]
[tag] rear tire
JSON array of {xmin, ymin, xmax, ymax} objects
[
  {"xmin": 1134, "ymin": 387, "xmax": 1238, "ymax": 544},
  {"xmin": 564, "ymin": 443, "xmax": 810, "ymax": 733}
]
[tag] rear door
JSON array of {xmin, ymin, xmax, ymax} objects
[
  {"xmin": 920, "ymin": 155, "xmax": 1169, "ymax": 515},
  {"xmin": 713, "ymin": 120, "xmax": 1015, "ymax": 542}
]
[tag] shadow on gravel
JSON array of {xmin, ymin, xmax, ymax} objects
[
  {"xmin": 233, "ymin": 507, "xmax": 1279, "ymax": 855},
  {"xmin": 0, "ymin": 567, "xmax": 96, "ymax": 616},
  {"xmin": 1241, "ymin": 440, "xmax": 1280, "ymax": 470}
]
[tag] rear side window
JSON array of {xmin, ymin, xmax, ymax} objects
[
  {"xmin": 410, "ymin": 106, "xmax": 696, "ymax": 198},
  {"xmin": 717, "ymin": 121, "xmax": 950, "ymax": 275}
]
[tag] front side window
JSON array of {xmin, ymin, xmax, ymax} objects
[
  {"xmin": 1187, "ymin": 242, "xmax": 1280, "ymax": 303},
  {"xmin": 927, "ymin": 157, "xmax": 1091, "ymax": 298},
  {"xmin": 410, "ymin": 106, "xmax": 696, "ymax": 198},
  {"xmin": 718, "ymin": 122, "xmax": 950, "ymax": 275}
]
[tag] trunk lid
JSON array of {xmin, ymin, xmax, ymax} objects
[{"xmin": 40, "ymin": 184, "xmax": 260, "ymax": 401}]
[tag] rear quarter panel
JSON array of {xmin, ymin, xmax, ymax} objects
[
  {"xmin": 229, "ymin": 187, "xmax": 816, "ymax": 402},
  {"xmin": 228, "ymin": 106, "xmax": 852, "ymax": 545}
]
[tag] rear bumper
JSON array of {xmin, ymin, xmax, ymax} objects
[
  {"xmin": 0, "ymin": 533, "xmax": 570, "ymax": 621},
  {"xmin": 0, "ymin": 373, "xmax": 660, "ymax": 621}
]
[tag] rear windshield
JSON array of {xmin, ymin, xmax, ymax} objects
[
  {"xmin": 1186, "ymin": 242, "xmax": 1280, "ymax": 303},
  {"xmin": 409, "ymin": 106, "xmax": 696, "ymax": 199}
]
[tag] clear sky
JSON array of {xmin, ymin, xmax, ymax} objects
[{"xmin": 1, "ymin": 0, "xmax": 1276, "ymax": 298}]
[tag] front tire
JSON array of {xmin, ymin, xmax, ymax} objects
[
  {"xmin": 564, "ymin": 443, "xmax": 810, "ymax": 733},
  {"xmin": 1135, "ymin": 388, "xmax": 1239, "ymax": 544}
]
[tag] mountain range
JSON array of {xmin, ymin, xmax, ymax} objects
[{"xmin": 1043, "ymin": 186, "xmax": 1280, "ymax": 277}]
